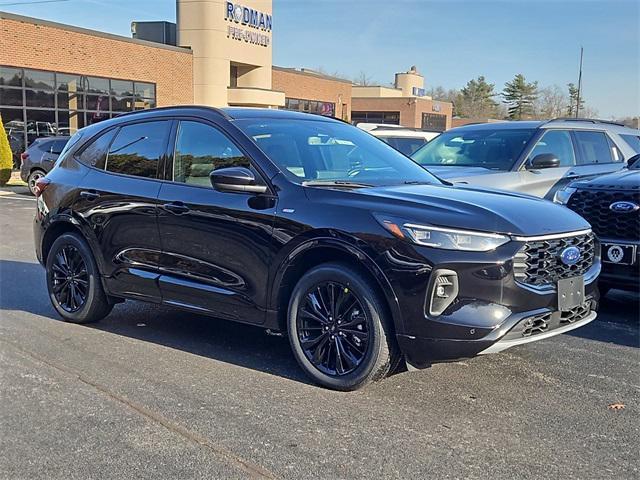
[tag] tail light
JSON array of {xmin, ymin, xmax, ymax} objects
[
  {"xmin": 20, "ymin": 152, "xmax": 29, "ymax": 163},
  {"xmin": 34, "ymin": 177, "xmax": 51, "ymax": 197}
]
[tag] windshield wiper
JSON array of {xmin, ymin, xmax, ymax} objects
[
  {"xmin": 302, "ymin": 180, "xmax": 374, "ymax": 188},
  {"xmin": 402, "ymin": 180, "xmax": 433, "ymax": 185}
]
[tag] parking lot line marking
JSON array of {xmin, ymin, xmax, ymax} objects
[
  {"xmin": 0, "ymin": 337, "xmax": 278, "ymax": 480},
  {"xmin": 0, "ymin": 195, "xmax": 36, "ymax": 202}
]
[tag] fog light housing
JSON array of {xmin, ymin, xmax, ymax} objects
[{"xmin": 426, "ymin": 269, "xmax": 459, "ymax": 316}]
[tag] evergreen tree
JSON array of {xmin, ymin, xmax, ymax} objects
[
  {"xmin": 502, "ymin": 74, "xmax": 538, "ymax": 120},
  {"xmin": 566, "ymin": 83, "xmax": 585, "ymax": 117},
  {"xmin": 458, "ymin": 76, "xmax": 498, "ymax": 118}
]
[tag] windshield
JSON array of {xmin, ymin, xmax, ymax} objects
[
  {"xmin": 233, "ymin": 118, "xmax": 440, "ymax": 186},
  {"xmin": 411, "ymin": 128, "xmax": 536, "ymax": 171}
]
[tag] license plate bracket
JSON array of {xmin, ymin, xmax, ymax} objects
[
  {"xmin": 557, "ymin": 276, "xmax": 585, "ymax": 312},
  {"xmin": 602, "ymin": 243, "xmax": 636, "ymax": 265}
]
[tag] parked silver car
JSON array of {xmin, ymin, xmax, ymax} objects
[{"xmin": 411, "ymin": 119, "xmax": 640, "ymax": 198}]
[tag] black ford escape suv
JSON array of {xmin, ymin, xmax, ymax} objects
[{"xmin": 34, "ymin": 107, "xmax": 600, "ymax": 390}]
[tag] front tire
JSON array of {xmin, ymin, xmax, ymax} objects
[
  {"xmin": 287, "ymin": 263, "xmax": 400, "ymax": 391},
  {"xmin": 46, "ymin": 233, "xmax": 113, "ymax": 323}
]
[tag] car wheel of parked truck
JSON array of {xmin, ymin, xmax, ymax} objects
[
  {"xmin": 287, "ymin": 263, "xmax": 401, "ymax": 391},
  {"xmin": 46, "ymin": 233, "xmax": 113, "ymax": 323}
]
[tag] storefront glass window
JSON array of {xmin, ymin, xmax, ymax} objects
[
  {"xmin": 284, "ymin": 97, "xmax": 336, "ymax": 117},
  {"xmin": 0, "ymin": 65, "xmax": 156, "ymax": 159}
]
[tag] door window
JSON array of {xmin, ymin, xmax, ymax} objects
[
  {"xmin": 106, "ymin": 121, "xmax": 170, "ymax": 178},
  {"xmin": 77, "ymin": 128, "xmax": 117, "ymax": 168},
  {"xmin": 620, "ymin": 134, "xmax": 640, "ymax": 154},
  {"xmin": 574, "ymin": 131, "xmax": 614, "ymax": 164},
  {"xmin": 527, "ymin": 130, "xmax": 575, "ymax": 167},
  {"xmin": 172, "ymin": 121, "xmax": 250, "ymax": 188}
]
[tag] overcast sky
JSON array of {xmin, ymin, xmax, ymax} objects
[{"xmin": 2, "ymin": 0, "xmax": 638, "ymax": 118}]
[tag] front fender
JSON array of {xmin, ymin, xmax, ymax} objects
[{"xmin": 268, "ymin": 233, "xmax": 405, "ymax": 334}]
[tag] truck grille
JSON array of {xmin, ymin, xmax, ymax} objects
[
  {"xmin": 514, "ymin": 232, "xmax": 596, "ymax": 287},
  {"xmin": 567, "ymin": 190, "xmax": 640, "ymax": 241}
]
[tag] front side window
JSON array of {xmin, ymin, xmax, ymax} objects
[
  {"xmin": 412, "ymin": 128, "xmax": 535, "ymax": 171},
  {"xmin": 106, "ymin": 121, "xmax": 170, "ymax": 178},
  {"xmin": 234, "ymin": 118, "xmax": 440, "ymax": 186},
  {"xmin": 173, "ymin": 121, "xmax": 250, "ymax": 188},
  {"xmin": 574, "ymin": 131, "xmax": 614, "ymax": 164},
  {"xmin": 526, "ymin": 130, "xmax": 576, "ymax": 167}
]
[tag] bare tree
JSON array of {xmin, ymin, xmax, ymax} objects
[
  {"xmin": 353, "ymin": 70, "xmax": 374, "ymax": 86},
  {"xmin": 534, "ymin": 85, "xmax": 568, "ymax": 119}
]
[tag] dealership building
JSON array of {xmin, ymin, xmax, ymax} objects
[{"xmin": 0, "ymin": 1, "xmax": 452, "ymax": 153}]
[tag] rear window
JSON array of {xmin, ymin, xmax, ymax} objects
[
  {"xmin": 378, "ymin": 136, "xmax": 427, "ymax": 156},
  {"xmin": 620, "ymin": 134, "xmax": 640, "ymax": 154},
  {"xmin": 106, "ymin": 121, "xmax": 170, "ymax": 179}
]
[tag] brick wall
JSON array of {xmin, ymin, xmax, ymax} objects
[
  {"xmin": 0, "ymin": 14, "xmax": 193, "ymax": 106},
  {"xmin": 272, "ymin": 67, "xmax": 352, "ymax": 121}
]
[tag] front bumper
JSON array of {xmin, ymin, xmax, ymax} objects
[{"xmin": 375, "ymin": 233, "xmax": 601, "ymax": 368}]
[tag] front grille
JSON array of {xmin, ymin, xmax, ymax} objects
[
  {"xmin": 514, "ymin": 232, "xmax": 596, "ymax": 287},
  {"xmin": 559, "ymin": 300, "xmax": 592, "ymax": 325},
  {"xmin": 521, "ymin": 312, "xmax": 551, "ymax": 337},
  {"xmin": 567, "ymin": 189, "xmax": 640, "ymax": 241}
]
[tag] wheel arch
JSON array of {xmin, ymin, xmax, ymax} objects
[{"xmin": 270, "ymin": 238, "xmax": 403, "ymax": 334}]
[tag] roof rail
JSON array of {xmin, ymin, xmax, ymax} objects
[
  {"xmin": 113, "ymin": 105, "xmax": 230, "ymax": 120},
  {"xmin": 545, "ymin": 117, "xmax": 625, "ymax": 127}
]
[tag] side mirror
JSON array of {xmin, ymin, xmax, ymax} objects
[
  {"xmin": 210, "ymin": 166, "xmax": 268, "ymax": 194},
  {"xmin": 627, "ymin": 154, "xmax": 640, "ymax": 168},
  {"xmin": 528, "ymin": 153, "xmax": 560, "ymax": 170}
]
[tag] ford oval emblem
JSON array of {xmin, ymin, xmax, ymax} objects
[
  {"xmin": 609, "ymin": 201, "xmax": 640, "ymax": 213},
  {"xmin": 560, "ymin": 246, "xmax": 581, "ymax": 266}
]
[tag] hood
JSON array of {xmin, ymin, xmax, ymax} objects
[
  {"xmin": 307, "ymin": 183, "xmax": 590, "ymax": 237},
  {"xmin": 572, "ymin": 168, "xmax": 640, "ymax": 191},
  {"xmin": 425, "ymin": 166, "xmax": 499, "ymax": 180}
]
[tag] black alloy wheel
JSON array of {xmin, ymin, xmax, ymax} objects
[
  {"xmin": 50, "ymin": 245, "xmax": 89, "ymax": 312},
  {"xmin": 288, "ymin": 263, "xmax": 400, "ymax": 391},
  {"xmin": 297, "ymin": 281, "xmax": 370, "ymax": 376},
  {"xmin": 46, "ymin": 233, "xmax": 113, "ymax": 323}
]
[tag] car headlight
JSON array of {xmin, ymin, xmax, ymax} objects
[
  {"xmin": 375, "ymin": 215, "xmax": 510, "ymax": 252},
  {"xmin": 553, "ymin": 186, "xmax": 576, "ymax": 205}
]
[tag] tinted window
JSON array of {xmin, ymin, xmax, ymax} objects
[
  {"xmin": 106, "ymin": 121, "xmax": 169, "ymax": 178},
  {"xmin": 574, "ymin": 131, "xmax": 613, "ymax": 164},
  {"xmin": 412, "ymin": 128, "xmax": 535, "ymax": 171},
  {"xmin": 527, "ymin": 130, "xmax": 575, "ymax": 167},
  {"xmin": 235, "ymin": 119, "xmax": 440, "ymax": 186},
  {"xmin": 621, "ymin": 134, "xmax": 640, "ymax": 154},
  {"xmin": 173, "ymin": 121, "xmax": 249, "ymax": 187},
  {"xmin": 78, "ymin": 129, "xmax": 116, "ymax": 168},
  {"xmin": 50, "ymin": 139, "xmax": 69, "ymax": 154},
  {"xmin": 379, "ymin": 136, "xmax": 427, "ymax": 156}
]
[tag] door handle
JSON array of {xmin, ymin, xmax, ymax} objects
[
  {"xmin": 163, "ymin": 201, "xmax": 190, "ymax": 215},
  {"xmin": 80, "ymin": 190, "xmax": 100, "ymax": 201}
]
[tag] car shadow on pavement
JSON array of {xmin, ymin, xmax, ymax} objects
[
  {"xmin": 566, "ymin": 290, "xmax": 639, "ymax": 348},
  {"xmin": 0, "ymin": 259, "xmax": 312, "ymax": 386}
]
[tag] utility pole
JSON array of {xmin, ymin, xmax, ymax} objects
[{"xmin": 575, "ymin": 46, "xmax": 584, "ymax": 118}]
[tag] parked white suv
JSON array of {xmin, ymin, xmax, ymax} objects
[{"xmin": 357, "ymin": 123, "xmax": 440, "ymax": 156}]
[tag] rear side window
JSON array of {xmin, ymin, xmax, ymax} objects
[
  {"xmin": 78, "ymin": 129, "xmax": 117, "ymax": 168},
  {"xmin": 620, "ymin": 134, "xmax": 640, "ymax": 154},
  {"xmin": 106, "ymin": 121, "xmax": 170, "ymax": 178},
  {"xmin": 379, "ymin": 136, "xmax": 427, "ymax": 156},
  {"xmin": 173, "ymin": 121, "xmax": 249, "ymax": 187},
  {"xmin": 574, "ymin": 131, "xmax": 613, "ymax": 164},
  {"xmin": 51, "ymin": 139, "xmax": 69, "ymax": 154}
]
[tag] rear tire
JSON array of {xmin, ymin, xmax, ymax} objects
[
  {"xmin": 27, "ymin": 169, "xmax": 46, "ymax": 196},
  {"xmin": 287, "ymin": 262, "xmax": 400, "ymax": 391},
  {"xmin": 46, "ymin": 233, "xmax": 113, "ymax": 323}
]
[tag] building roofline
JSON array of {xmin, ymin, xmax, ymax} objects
[
  {"xmin": 0, "ymin": 11, "xmax": 192, "ymax": 54},
  {"xmin": 272, "ymin": 66, "xmax": 353, "ymax": 84}
]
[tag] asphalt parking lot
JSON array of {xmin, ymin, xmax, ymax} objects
[{"xmin": 0, "ymin": 186, "xmax": 638, "ymax": 480}]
